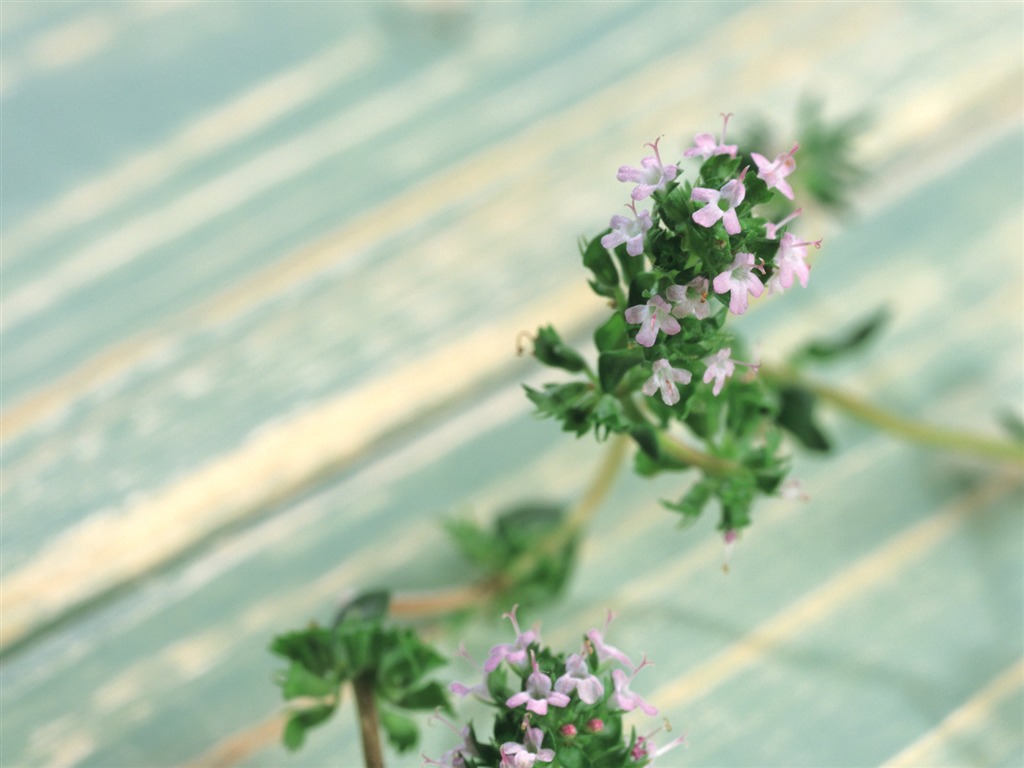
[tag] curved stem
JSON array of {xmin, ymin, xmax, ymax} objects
[
  {"xmin": 389, "ymin": 434, "xmax": 631, "ymax": 618},
  {"xmin": 654, "ymin": 431, "xmax": 738, "ymax": 476},
  {"xmin": 502, "ymin": 433, "xmax": 630, "ymax": 587},
  {"xmin": 762, "ymin": 363, "xmax": 1024, "ymax": 467}
]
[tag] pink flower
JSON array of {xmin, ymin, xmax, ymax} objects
[
  {"xmin": 601, "ymin": 202, "xmax": 653, "ymax": 257},
  {"xmin": 484, "ymin": 605, "xmax": 539, "ymax": 673},
  {"xmin": 423, "ymin": 711, "xmax": 479, "ymax": 767},
  {"xmin": 702, "ymin": 347, "xmax": 759, "ymax": 396},
  {"xmin": 683, "ymin": 112, "xmax": 738, "ymax": 160},
  {"xmin": 505, "ymin": 653, "xmax": 570, "ymax": 716},
  {"xmin": 666, "ymin": 277, "xmax": 711, "ymax": 320},
  {"xmin": 702, "ymin": 348, "xmax": 735, "ymax": 396},
  {"xmin": 617, "ymin": 137, "xmax": 678, "ymax": 201},
  {"xmin": 691, "ymin": 170, "xmax": 747, "ymax": 235},
  {"xmin": 624, "ymin": 295, "xmax": 681, "ymax": 348},
  {"xmin": 712, "ymin": 252, "xmax": 764, "ymax": 315},
  {"xmin": 752, "ymin": 142, "xmax": 799, "ymax": 200},
  {"xmin": 555, "ymin": 653, "xmax": 605, "ymax": 704},
  {"xmin": 500, "ymin": 727, "xmax": 555, "ymax": 767},
  {"xmin": 763, "ymin": 207, "xmax": 802, "ymax": 240},
  {"xmin": 586, "ymin": 611, "xmax": 636, "ymax": 669},
  {"xmin": 641, "ymin": 359, "xmax": 692, "ymax": 406},
  {"xmin": 771, "ymin": 233, "xmax": 821, "ymax": 291},
  {"xmin": 610, "ymin": 660, "xmax": 658, "ymax": 716}
]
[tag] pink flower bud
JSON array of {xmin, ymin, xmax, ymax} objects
[
  {"xmin": 586, "ymin": 718, "xmax": 604, "ymax": 733},
  {"xmin": 560, "ymin": 724, "xmax": 578, "ymax": 738}
]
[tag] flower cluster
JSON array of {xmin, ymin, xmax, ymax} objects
[
  {"xmin": 606, "ymin": 115, "xmax": 820, "ymax": 408},
  {"xmin": 425, "ymin": 607, "xmax": 685, "ymax": 768},
  {"xmin": 525, "ymin": 114, "xmax": 822, "ymax": 543}
]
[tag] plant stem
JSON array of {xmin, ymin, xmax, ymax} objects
[
  {"xmin": 390, "ymin": 434, "xmax": 630, "ymax": 618},
  {"xmin": 762, "ymin": 364, "xmax": 1024, "ymax": 467},
  {"xmin": 503, "ymin": 433, "xmax": 630, "ymax": 586},
  {"xmin": 352, "ymin": 675, "xmax": 385, "ymax": 768},
  {"xmin": 654, "ymin": 432, "xmax": 738, "ymax": 476}
]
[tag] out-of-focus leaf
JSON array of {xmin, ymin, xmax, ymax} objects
[{"xmin": 791, "ymin": 307, "xmax": 889, "ymax": 365}]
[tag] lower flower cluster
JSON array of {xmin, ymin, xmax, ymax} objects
[{"xmin": 425, "ymin": 607, "xmax": 685, "ymax": 768}]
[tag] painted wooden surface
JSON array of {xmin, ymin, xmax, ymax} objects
[{"xmin": 2, "ymin": 2, "xmax": 1022, "ymax": 766}]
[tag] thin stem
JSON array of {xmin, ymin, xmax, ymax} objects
[
  {"xmin": 654, "ymin": 431, "xmax": 738, "ymax": 476},
  {"xmin": 503, "ymin": 433, "xmax": 630, "ymax": 586},
  {"xmin": 762, "ymin": 363, "xmax": 1024, "ymax": 467},
  {"xmin": 352, "ymin": 675, "xmax": 385, "ymax": 768},
  {"xmin": 390, "ymin": 434, "xmax": 630, "ymax": 618}
]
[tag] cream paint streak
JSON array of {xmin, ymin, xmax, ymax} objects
[
  {"xmin": 649, "ymin": 475, "xmax": 1021, "ymax": 712},
  {"xmin": 882, "ymin": 658, "xmax": 1024, "ymax": 767},
  {"xmin": 2, "ymin": 4, "xmax": 1018, "ymax": 444},
  {"xmin": 0, "ymin": 281, "xmax": 599, "ymax": 650},
  {"xmin": 4, "ymin": 33, "xmax": 382, "ymax": 257}
]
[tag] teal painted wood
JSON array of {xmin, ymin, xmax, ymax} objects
[{"xmin": 2, "ymin": 2, "xmax": 1022, "ymax": 767}]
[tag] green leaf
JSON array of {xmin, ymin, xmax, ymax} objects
[
  {"xmin": 378, "ymin": 707, "xmax": 419, "ymax": 753},
  {"xmin": 582, "ymin": 233, "xmax": 620, "ymax": 290},
  {"xmin": 269, "ymin": 626, "xmax": 336, "ymax": 678},
  {"xmin": 662, "ymin": 477, "xmax": 717, "ymax": 521},
  {"xmin": 333, "ymin": 589, "xmax": 390, "ymax": 628},
  {"xmin": 282, "ymin": 704, "xmax": 337, "ymax": 751},
  {"xmin": 598, "ymin": 348, "xmax": 644, "ymax": 394},
  {"xmin": 717, "ymin": 471, "xmax": 756, "ymax": 531},
  {"xmin": 390, "ymin": 680, "xmax": 452, "ymax": 712},
  {"xmin": 594, "ymin": 312, "xmax": 628, "ymax": 353},
  {"xmin": 524, "ymin": 382, "xmax": 598, "ymax": 437},
  {"xmin": 533, "ymin": 325, "xmax": 588, "ymax": 373},
  {"xmin": 792, "ymin": 307, "xmax": 889, "ymax": 365},
  {"xmin": 279, "ymin": 661, "xmax": 337, "ymax": 699},
  {"xmin": 776, "ymin": 385, "xmax": 832, "ymax": 452},
  {"xmin": 659, "ymin": 184, "xmax": 693, "ymax": 232}
]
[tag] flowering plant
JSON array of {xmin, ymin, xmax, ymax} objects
[
  {"xmin": 525, "ymin": 115, "xmax": 821, "ymax": 545},
  {"xmin": 425, "ymin": 606, "xmax": 685, "ymax": 768},
  {"xmin": 269, "ymin": 108, "xmax": 1021, "ymax": 767}
]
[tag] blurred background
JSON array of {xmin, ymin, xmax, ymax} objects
[{"xmin": 2, "ymin": 2, "xmax": 1021, "ymax": 766}]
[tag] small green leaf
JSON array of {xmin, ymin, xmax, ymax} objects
[
  {"xmin": 776, "ymin": 385, "xmax": 832, "ymax": 452},
  {"xmin": 662, "ymin": 477, "xmax": 717, "ymax": 521},
  {"xmin": 792, "ymin": 307, "xmax": 889, "ymax": 365},
  {"xmin": 279, "ymin": 661, "xmax": 337, "ymax": 699},
  {"xmin": 582, "ymin": 233, "xmax": 620, "ymax": 289},
  {"xmin": 269, "ymin": 626, "xmax": 336, "ymax": 678},
  {"xmin": 378, "ymin": 707, "xmax": 419, "ymax": 753},
  {"xmin": 282, "ymin": 704, "xmax": 337, "ymax": 751},
  {"xmin": 390, "ymin": 680, "xmax": 452, "ymax": 712},
  {"xmin": 333, "ymin": 590, "xmax": 390, "ymax": 628},
  {"xmin": 533, "ymin": 325, "xmax": 588, "ymax": 373},
  {"xmin": 598, "ymin": 348, "xmax": 644, "ymax": 394},
  {"xmin": 594, "ymin": 312, "xmax": 628, "ymax": 353},
  {"xmin": 524, "ymin": 382, "xmax": 598, "ymax": 437}
]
